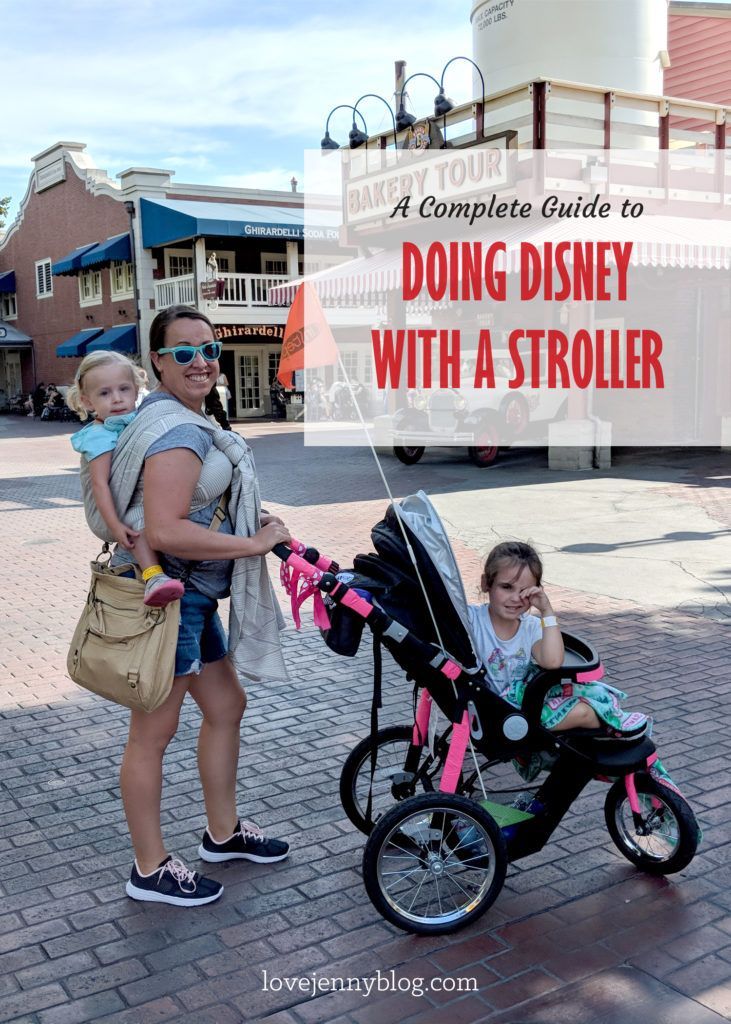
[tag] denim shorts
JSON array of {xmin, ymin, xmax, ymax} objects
[{"xmin": 175, "ymin": 587, "xmax": 228, "ymax": 678}]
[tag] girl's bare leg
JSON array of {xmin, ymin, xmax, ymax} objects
[
  {"xmin": 132, "ymin": 530, "xmax": 160, "ymax": 574},
  {"xmin": 551, "ymin": 700, "xmax": 600, "ymax": 731}
]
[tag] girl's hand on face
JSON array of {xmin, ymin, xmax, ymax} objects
[{"xmin": 519, "ymin": 585, "xmax": 552, "ymax": 615}]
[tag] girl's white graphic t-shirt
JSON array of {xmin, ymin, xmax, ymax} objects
[{"xmin": 467, "ymin": 604, "xmax": 542, "ymax": 695}]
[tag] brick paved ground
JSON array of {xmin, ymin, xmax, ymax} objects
[{"xmin": 1, "ymin": 415, "xmax": 730, "ymax": 1023}]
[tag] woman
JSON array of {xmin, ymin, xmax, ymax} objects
[{"xmin": 113, "ymin": 305, "xmax": 291, "ymax": 907}]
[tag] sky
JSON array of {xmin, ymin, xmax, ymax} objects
[
  {"xmin": 2, "ymin": 0, "xmax": 475, "ymax": 223},
  {"xmin": 2, "ymin": 0, "xmax": 723, "ymax": 226}
]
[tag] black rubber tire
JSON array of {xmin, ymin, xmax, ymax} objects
[
  {"xmin": 604, "ymin": 774, "xmax": 699, "ymax": 875},
  {"xmin": 393, "ymin": 445, "xmax": 425, "ymax": 465},
  {"xmin": 467, "ymin": 416, "xmax": 500, "ymax": 467},
  {"xmin": 362, "ymin": 792, "xmax": 508, "ymax": 935},
  {"xmin": 339, "ymin": 726, "xmax": 436, "ymax": 835}
]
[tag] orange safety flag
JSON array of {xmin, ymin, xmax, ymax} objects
[{"xmin": 276, "ymin": 283, "xmax": 338, "ymax": 388}]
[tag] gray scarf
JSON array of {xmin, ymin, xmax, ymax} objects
[{"xmin": 81, "ymin": 398, "xmax": 288, "ymax": 683}]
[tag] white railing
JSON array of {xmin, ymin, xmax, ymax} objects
[
  {"xmin": 219, "ymin": 273, "xmax": 290, "ymax": 306},
  {"xmin": 154, "ymin": 274, "xmax": 196, "ymax": 309},
  {"xmin": 154, "ymin": 272, "xmax": 293, "ymax": 310}
]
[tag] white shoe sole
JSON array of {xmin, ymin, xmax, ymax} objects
[
  {"xmin": 125, "ymin": 880, "xmax": 223, "ymax": 906},
  {"xmin": 197, "ymin": 843, "xmax": 289, "ymax": 864}
]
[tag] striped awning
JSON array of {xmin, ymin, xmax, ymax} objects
[{"xmin": 269, "ymin": 214, "xmax": 731, "ymax": 305}]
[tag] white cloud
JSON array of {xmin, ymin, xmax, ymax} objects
[{"xmin": 3, "ymin": 2, "xmax": 476, "ymax": 216}]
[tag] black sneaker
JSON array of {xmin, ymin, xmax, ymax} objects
[
  {"xmin": 125, "ymin": 855, "xmax": 223, "ymax": 906},
  {"xmin": 198, "ymin": 819, "xmax": 289, "ymax": 864}
]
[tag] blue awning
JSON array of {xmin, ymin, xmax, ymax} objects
[
  {"xmin": 0, "ymin": 270, "xmax": 16, "ymax": 293},
  {"xmin": 86, "ymin": 323, "xmax": 138, "ymax": 355},
  {"xmin": 0, "ymin": 322, "xmax": 32, "ymax": 348},
  {"xmin": 140, "ymin": 197, "xmax": 339, "ymax": 248},
  {"xmin": 52, "ymin": 243, "xmax": 99, "ymax": 276},
  {"xmin": 55, "ymin": 328, "xmax": 104, "ymax": 357},
  {"xmin": 80, "ymin": 234, "xmax": 132, "ymax": 269}
]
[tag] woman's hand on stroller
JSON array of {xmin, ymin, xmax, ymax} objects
[{"xmin": 251, "ymin": 520, "xmax": 291, "ymax": 555}]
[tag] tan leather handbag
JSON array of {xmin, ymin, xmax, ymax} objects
[
  {"xmin": 67, "ymin": 493, "xmax": 229, "ymax": 713},
  {"xmin": 67, "ymin": 555, "xmax": 180, "ymax": 713}
]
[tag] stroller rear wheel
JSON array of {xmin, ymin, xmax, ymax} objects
[
  {"xmin": 363, "ymin": 792, "xmax": 507, "ymax": 935},
  {"xmin": 604, "ymin": 774, "xmax": 699, "ymax": 875},
  {"xmin": 340, "ymin": 726, "xmax": 441, "ymax": 835}
]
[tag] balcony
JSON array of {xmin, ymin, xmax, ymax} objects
[{"xmin": 154, "ymin": 272, "xmax": 293, "ymax": 311}]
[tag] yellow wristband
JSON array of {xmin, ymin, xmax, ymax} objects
[{"xmin": 142, "ymin": 565, "xmax": 163, "ymax": 582}]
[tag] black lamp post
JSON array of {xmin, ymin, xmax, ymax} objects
[
  {"xmin": 320, "ymin": 104, "xmax": 368, "ymax": 151},
  {"xmin": 395, "ymin": 58, "xmax": 486, "ymax": 133},
  {"xmin": 395, "ymin": 72, "xmax": 443, "ymax": 132},
  {"xmin": 350, "ymin": 93, "xmax": 398, "ymax": 148},
  {"xmin": 438, "ymin": 55, "xmax": 486, "ymax": 114}
]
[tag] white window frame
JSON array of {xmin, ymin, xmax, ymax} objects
[
  {"xmin": 110, "ymin": 260, "xmax": 134, "ymax": 300},
  {"xmin": 35, "ymin": 258, "xmax": 53, "ymax": 298},
  {"xmin": 1, "ymin": 293, "xmax": 17, "ymax": 320},
  {"xmin": 302, "ymin": 254, "xmax": 346, "ymax": 275},
  {"xmin": 260, "ymin": 251, "xmax": 288, "ymax": 275},
  {"xmin": 164, "ymin": 248, "xmax": 195, "ymax": 278},
  {"xmin": 78, "ymin": 269, "xmax": 103, "ymax": 307}
]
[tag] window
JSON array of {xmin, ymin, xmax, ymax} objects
[
  {"xmin": 303, "ymin": 254, "xmax": 344, "ymax": 275},
  {"xmin": 78, "ymin": 269, "xmax": 102, "ymax": 306},
  {"xmin": 261, "ymin": 252, "xmax": 288, "ymax": 276},
  {"xmin": 165, "ymin": 250, "xmax": 194, "ymax": 277},
  {"xmin": 1, "ymin": 293, "xmax": 17, "ymax": 320},
  {"xmin": 35, "ymin": 258, "xmax": 52, "ymax": 298},
  {"xmin": 110, "ymin": 260, "xmax": 134, "ymax": 299}
]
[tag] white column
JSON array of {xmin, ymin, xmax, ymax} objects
[
  {"xmin": 286, "ymin": 240, "xmax": 299, "ymax": 279},
  {"xmin": 194, "ymin": 238, "xmax": 207, "ymax": 309}
]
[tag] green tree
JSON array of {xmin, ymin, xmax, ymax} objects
[{"xmin": 0, "ymin": 197, "xmax": 11, "ymax": 231}]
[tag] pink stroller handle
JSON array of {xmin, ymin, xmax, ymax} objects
[{"xmin": 288, "ymin": 537, "xmax": 336, "ymax": 573}]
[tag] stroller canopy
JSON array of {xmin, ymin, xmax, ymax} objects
[{"xmin": 377, "ymin": 491, "xmax": 481, "ymax": 671}]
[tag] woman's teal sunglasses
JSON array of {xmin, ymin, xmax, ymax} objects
[{"xmin": 157, "ymin": 341, "xmax": 222, "ymax": 365}]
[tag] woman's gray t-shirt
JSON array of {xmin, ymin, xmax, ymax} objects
[{"xmin": 114, "ymin": 393, "xmax": 234, "ymax": 599}]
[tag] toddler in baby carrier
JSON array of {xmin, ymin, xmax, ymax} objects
[{"xmin": 275, "ymin": 492, "xmax": 700, "ymax": 936}]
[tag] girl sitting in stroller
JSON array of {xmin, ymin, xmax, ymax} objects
[{"xmin": 470, "ymin": 540, "xmax": 648, "ymax": 744}]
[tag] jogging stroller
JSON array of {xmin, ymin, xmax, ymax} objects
[{"xmin": 274, "ymin": 492, "xmax": 699, "ymax": 936}]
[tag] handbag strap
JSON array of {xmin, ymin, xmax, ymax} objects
[{"xmin": 178, "ymin": 490, "xmax": 230, "ymax": 585}]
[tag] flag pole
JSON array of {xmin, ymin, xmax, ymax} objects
[
  {"xmin": 334, "ymin": 353, "xmax": 487, "ymax": 796},
  {"xmin": 333, "ymin": 353, "xmax": 448, "ymax": 655}
]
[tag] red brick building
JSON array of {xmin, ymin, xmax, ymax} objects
[
  {"xmin": 0, "ymin": 143, "xmax": 133, "ymax": 397},
  {"xmin": 0, "ymin": 142, "xmax": 327, "ymax": 418}
]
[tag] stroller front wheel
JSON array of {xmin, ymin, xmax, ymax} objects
[
  {"xmin": 604, "ymin": 774, "xmax": 699, "ymax": 875},
  {"xmin": 363, "ymin": 792, "xmax": 507, "ymax": 935}
]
